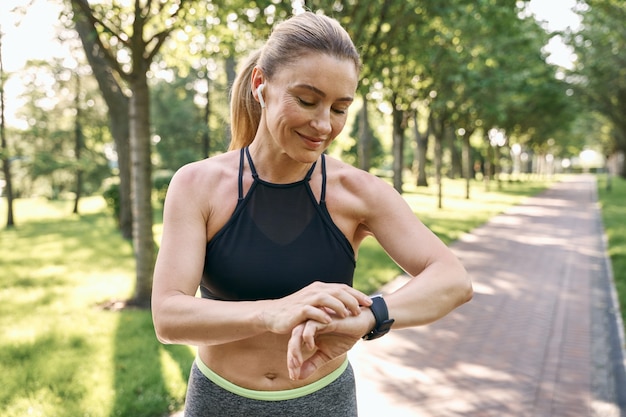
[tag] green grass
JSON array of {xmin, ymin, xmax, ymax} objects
[
  {"xmin": 0, "ymin": 197, "xmax": 193, "ymax": 417},
  {"xmin": 0, "ymin": 177, "xmax": 553, "ymax": 416},
  {"xmin": 597, "ymin": 175, "xmax": 626, "ymax": 329}
]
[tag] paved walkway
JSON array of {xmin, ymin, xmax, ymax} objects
[{"xmin": 350, "ymin": 175, "xmax": 626, "ymax": 417}]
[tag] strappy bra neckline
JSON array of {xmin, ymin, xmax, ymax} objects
[{"xmin": 238, "ymin": 147, "xmax": 327, "ymax": 202}]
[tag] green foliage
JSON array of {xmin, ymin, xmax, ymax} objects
[
  {"xmin": 567, "ymin": 0, "xmax": 626, "ymax": 170},
  {"xmin": 345, "ymin": 106, "xmax": 386, "ymax": 168},
  {"xmin": 102, "ymin": 178, "xmax": 121, "ymax": 226},
  {"xmin": 101, "ymin": 171, "xmax": 173, "ymax": 225},
  {"xmin": 6, "ymin": 0, "xmax": 601, "ymax": 204},
  {"xmin": 151, "ymin": 75, "xmax": 220, "ymax": 171},
  {"xmin": 8, "ymin": 58, "xmax": 111, "ymax": 199},
  {"xmin": 153, "ymin": 170, "xmax": 174, "ymax": 205}
]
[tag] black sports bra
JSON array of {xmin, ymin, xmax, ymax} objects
[{"xmin": 201, "ymin": 147, "xmax": 356, "ymax": 301}]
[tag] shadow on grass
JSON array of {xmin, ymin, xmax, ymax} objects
[
  {"xmin": 0, "ymin": 209, "xmax": 194, "ymax": 416},
  {"xmin": 109, "ymin": 307, "xmax": 194, "ymax": 417},
  {"xmin": 0, "ymin": 333, "xmax": 92, "ymax": 415}
]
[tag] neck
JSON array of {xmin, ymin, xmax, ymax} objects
[{"xmin": 247, "ymin": 142, "xmax": 315, "ymax": 184}]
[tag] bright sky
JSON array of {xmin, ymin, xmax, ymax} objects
[
  {"xmin": 1, "ymin": 0, "xmax": 65, "ymax": 71},
  {"xmin": 526, "ymin": 0, "xmax": 581, "ymax": 68},
  {"xmin": 1, "ymin": 0, "xmax": 66, "ymax": 128},
  {"xmin": 0, "ymin": 0, "xmax": 582, "ymax": 128}
]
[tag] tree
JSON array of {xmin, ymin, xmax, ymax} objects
[
  {"xmin": 71, "ymin": 6, "xmax": 133, "ymax": 238},
  {"xmin": 151, "ymin": 74, "xmax": 209, "ymax": 171},
  {"xmin": 0, "ymin": 28, "xmax": 15, "ymax": 228},
  {"xmin": 70, "ymin": 0, "xmax": 189, "ymax": 307},
  {"xmin": 72, "ymin": 73, "xmax": 83, "ymax": 214},
  {"xmin": 10, "ymin": 57, "xmax": 109, "ymax": 200},
  {"xmin": 568, "ymin": 0, "xmax": 626, "ymax": 177}
]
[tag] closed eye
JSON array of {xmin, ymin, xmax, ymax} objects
[
  {"xmin": 298, "ymin": 98, "xmax": 315, "ymax": 107},
  {"xmin": 298, "ymin": 97, "xmax": 348, "ymax": 115}
]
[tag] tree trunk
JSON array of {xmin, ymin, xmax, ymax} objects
[
  {"xmin": 449, "ymin": 129, "xmax": 462, "ymax": 179},
  {"xmin": 412, "ymin": 110, "xmax": 429, "ymax": 187},
  {"xmin": 111, "ymin": 104, "xmax": 133, "ymax": 239},
  {"xmin": 129, "ymin": 76, "xmax": 155, "ymax": 308},
  {"xmin": 0, "ymin": 32, "xmax": 14, "ymax": 228},
  {"xmin": 391, "ymin": 94, "xmax": 405, "ymax": 194},
  {"xmin": 73, "ymin": 8, "xmax": 133, "ymax": 238},
  {"xmin": 429, "ymin": 115, "xmax": 444, "ymax": 209},
  {"xmin": 462, "ymin": 129, "xmax": 474, "ymax": 199},
  {"xmin": 357, "ymin": 95, "xmax": 372, "ymax": 172},
  {"xmin": 73, "ymin": 75, "xmax": 83, "ymax": 215},
  {"xmin": 224, "ymin": 56, "xmax": 237, "ymax": 146},
  {"xmin": 0, "ymin": 156, "xmax": 14, "ymax": 228},
  {"xmin": 202, "ymin": 74, "xmax": 211, "ymax": 158},
  {"xmin": 484, "ymin": 137, "xmax": 493, "ymax": 192},
  {"xmin": 617, "ymin": 130, "xmax": 626, "ymax": 178},
  {"xmin": 435, "ymin": 135, "xmax": 443, "ymax": 209}
]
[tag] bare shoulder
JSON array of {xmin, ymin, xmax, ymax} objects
[
  {"xmin": 164, "ymin": 151, "xmax": 241, "ymax": 219},
  {"xmin": 170, "ymin": 151, "xmax": 239, "ymax": 190},
  {"xmin": 324, "ymin": 156, "xmax": 398, "ymax": 200},
  {"xmin": 323, "ymin": 156, "xmax": 403, "ymax": 222}
]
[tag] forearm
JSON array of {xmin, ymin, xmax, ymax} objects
[
  {"xmin": 153, "ymin": 293, "xmax": 269, "ymax": 346},
  {"xmin": 386, "ymin": 260, "xmax": 472, "ymax": 328}
]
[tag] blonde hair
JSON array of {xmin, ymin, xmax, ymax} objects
[{"xmin": 229, "ymin": 12, "xmax": 361, "ymax": 150}]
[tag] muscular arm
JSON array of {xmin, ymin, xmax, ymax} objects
[
  {"xmin": 355, "ymin": 171, "xmax": 473, "ymax": 327},
  {"xmin": 288, "ymin": 166, "xmax": 473, "ymax": 379}
]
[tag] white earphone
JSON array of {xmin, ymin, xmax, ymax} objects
[{"xmin": 257, "ymin": 84, "xmax": 266, "ymax": 109}]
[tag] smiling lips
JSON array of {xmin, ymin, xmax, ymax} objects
[{"xmin": 298, "ymin": 132, "xmax": 326, "ymax": 148}]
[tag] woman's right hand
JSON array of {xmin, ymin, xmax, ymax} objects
[{"xmin": 260, "ymin": 281, "xmax": 372, "ymax": 335}]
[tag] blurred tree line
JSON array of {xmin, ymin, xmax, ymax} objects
[{"xmin": 1, "ymin": 0, "xmax": 624, "ymax": 306}]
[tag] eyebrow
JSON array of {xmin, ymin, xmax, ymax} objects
[{"xmin": 294, "ymin": 84, "xmax": 354, "ymax": 103}]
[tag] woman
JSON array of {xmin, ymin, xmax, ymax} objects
[{"xmin": 151, "ymin": 11, "xmax": 472, "ymax": 416}]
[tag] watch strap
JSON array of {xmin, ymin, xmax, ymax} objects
[{"xmin": 362, "ymin": 295, "xmax": 395, "ymax": 340}]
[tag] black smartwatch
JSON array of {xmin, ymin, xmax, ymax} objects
[{"xmin": 362, "ymin": 295, "xmax": 395, "ymax": 340}]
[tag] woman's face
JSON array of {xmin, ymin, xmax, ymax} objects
[{"xmin": 258, "ymin": 53, "xmax": 359, "ymax": 163}]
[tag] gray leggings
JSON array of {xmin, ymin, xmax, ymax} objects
[{"xmin": 184, "ymin": 360, "xmax": 358, "ymax": 417}]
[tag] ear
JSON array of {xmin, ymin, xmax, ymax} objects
[{"xmin": 251, "ymin": 66, "xmax": 266, "ymax": 105}]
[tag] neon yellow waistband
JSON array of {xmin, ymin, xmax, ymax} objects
[{"xmin": 195, "ymin": 355, "xmax": 349, "ymax": 401}]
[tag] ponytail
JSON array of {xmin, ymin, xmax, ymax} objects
[{"xmin": 229, "ymin": 50, "xmax": 262, "ymax": 150}]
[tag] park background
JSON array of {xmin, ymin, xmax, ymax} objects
[{"xmin": 1, "ymin": 0, "xmax": 625, "ymax": 416}]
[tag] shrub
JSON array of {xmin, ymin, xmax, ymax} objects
[
  {"xmin": 153, "ymin": 170, "xmax": 174, "ymax": 205},
  {"xmin": 101, "ymin": 178, "xmax": 121, "ymax": 227}
]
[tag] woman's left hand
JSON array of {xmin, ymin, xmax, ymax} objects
[{"xmin": 286, "ymin": 311, "xmax": 372, "ymax": 380}]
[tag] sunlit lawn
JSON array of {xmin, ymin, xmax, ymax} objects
[
  {"xmin": 0, "ymin": 176, "xmax": 555, "ymax": 416},
  {"xmin": 0, "ymin": 198, "xmax": 191, "ymax": 417},
  {"xmin": 597, "ymin": 175, "xmax": 626, "ymax": 328}
]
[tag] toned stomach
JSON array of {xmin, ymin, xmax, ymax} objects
[{"xmin": 198, "ymin": 332, "xmax": 346, "ymax": 391}]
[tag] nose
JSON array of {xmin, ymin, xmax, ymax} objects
[{"xmin": 309, "ymin": 107, "xmax": 332, "ymax": 136}]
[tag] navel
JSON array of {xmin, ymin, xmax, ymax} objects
[{"xmin": 264, "ymin": 372, "xmax": 278, "ymax": 381}]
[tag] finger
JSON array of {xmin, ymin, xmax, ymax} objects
[
  {"xmin": 316, "ymin": 295, "xmax": 351, "ymax": 318},
  {"xmin": 298, "ymin": 351, "xmax": 331, "ymax": 380},
  {"xmin": 342, "ymin": 293, "xmax": 368, "ymax": 316},
  {"xmin": 301, "ymin": 305, "xmax": 333, "ymax": 324},
  {"xmin": 326, "ymin": 287, "xmax": 372, "ymax": 317},
  {"xmin": 302, "ymin": 320, "xmax": 325, "ymax": 350},
  {"xmin": 287, "ymin": 324, "xmax": 305, "ymax": 380}
]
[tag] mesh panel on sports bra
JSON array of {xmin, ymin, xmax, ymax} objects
[
  {"xmin": 247, "ymin": 178, "xmax": 315, "ymax": 245},
  {"xmin": 201, "ymin": 148, "xmax": 355, "ymax": 301}
]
